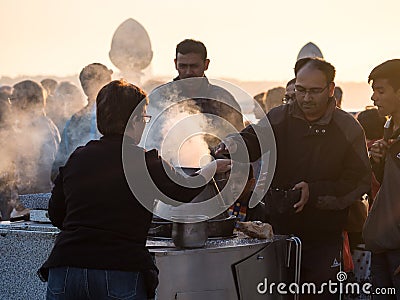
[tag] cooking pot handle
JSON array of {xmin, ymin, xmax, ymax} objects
[{"xmin": 148, "ymin": 225, "xmax": 164, "ymax": 236}]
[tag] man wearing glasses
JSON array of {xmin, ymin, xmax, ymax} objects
[{"xmin": 217, "ymin": 57, "xmax": 371, "ymax": 298}]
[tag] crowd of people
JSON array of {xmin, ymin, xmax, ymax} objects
[{"xmin": 1, "ymin": 38, "xmax": 399, "ymax": 300}]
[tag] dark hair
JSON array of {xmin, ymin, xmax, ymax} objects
[
  {"xmin": 334, "ymin": 86, "xmax": 343, "ymax": 99},
  {"xmin": 79, "ymin": 63, "xmax": 113, "ymax": 92},
  {"xmin": 13, "ymin": 80, "xmax": 45, "ymax": 109},
  {"xmin": 0, "ymin": 85, "xmax": 12, "ymax": 102},
  {"xmin": 295, "ymin": 57, "xmax": 336, "ymax": 83},
  {"xmin": 40, "ymin": 78, "xmax": 58, "ymax": 94},
  {"xmin": 286, "ymin": 78, "xmax": 296, "ymax": 87},
  {"xmin": 253, "ymin": 92, "xmax": 267, "ymax": 105},
  {"xmin": 176, "ymin": 39, "xmax": 207, "ymax": 61},
  {"xmin": 368, "ymin": 59, "xmax": 400, "ymax": 92},
  {"xmin": 0, "ymin": 85, "xmax": 12, "ymax": 123},
  {"xmin": 96, "ymin": 80, "xmax": 147, "ymax": 135},
  {"xmin": 356, "ymin": 108, "xmax": 386, "ymax": 140}
]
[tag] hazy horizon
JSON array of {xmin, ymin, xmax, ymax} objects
[{"xmin": 0, "ymin": 73, "xmax": 372, "ymax": 113}]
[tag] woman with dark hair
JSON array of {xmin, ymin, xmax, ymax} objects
[{"xmin": 40, "ymin": 80, "xmax": 230, "ymax": 300}]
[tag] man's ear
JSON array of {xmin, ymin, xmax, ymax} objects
[
  {"xmin": 204, "ymin": 59, "xmax": 210, "ymax": 71},
  {"xmin": 328, "ymin": 82, "xmax": 335, "ymax": 98},
  {"xmin": 395, "ymin": 88, "xmax": 400, "ymax": 100},
  {"xmin": 174, "ymin": 58, "xmax": 178, "ymax": 70}
]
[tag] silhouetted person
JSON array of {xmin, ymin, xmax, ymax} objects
[
  {"xmin": 41, "ymin": 78, "xmax": 58, "ymax": 97},
  {"xmin": 47, "ymin": 81, "xmax": 86, "ymax": 133},
  {"xmin": 0, "ymin": 85, "xmax": 12, "ymax": 101},
  {"xmin": 0, "ymin": 85, "xmax": 18, "ymax": 220},
  {"xmin": 264, "ymin": 86, "xmax": 285, "ymax": 112},
  {"xmin": 253, "ymin": 92, "xmax": 267, "ymax": 120},
  {"xmin": 51, "ymin": 63, "xmax": 112, "ymax": 180},
  {"xmin": 334, "ymin": 86, "xmax": 343, "ymax": 108},
  {"xmin": 283, "ymin": 78, "xmax": 296, "ymax": 104},
  {"xmin": 0, "ymin": 85, "xmax": 12, "ymax": 123},
  {"xmin": 11, "ymin": 80, "xmax": 60, "ymax": 194}
]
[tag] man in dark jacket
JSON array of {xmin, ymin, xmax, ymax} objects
[
  {"xmin": 51, "ymin": 63, "xmax": 112, "ymax": 180},
  {"xmin": 173, "ymin": 39, "xmax": 243, "ymax": 133},
  {"xmin": 217, "ymin": 57, "xmax": 371, "ymax": 299},
  {"xmin": 148, "ymin": 39, "xmax": 244, "ymax": 156}
]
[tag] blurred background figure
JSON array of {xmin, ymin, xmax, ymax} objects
[
  {"xmin": 283, "ymin": 78, "xmax": 296, "ymax": 104},
  {"xmin": 11, "ymin": 80, "xmax": 60, "ymax": 194},
  {"xmin": 0, "ymin": 85, "xmax": 13, "ymax": 102},
  {"xmin": 356, "ymin": 107, "xmax": 386, "ymax": 202},
  {"xmin": 41, "ymin": 78, "xmax": 58, "ymax": 99},
  {"xmin": 41, "ymin": 78, "xmax": 58, "ymax": 128},
  {"xmin": 334, "ymin": 86, "xmax": 343, "ymax": 108},
  {"xmin": 251, "ymin": 86, "xmax": 285, "ymax": 180},
  {"xmin": 51, "ymin": 63, "xmax": 112, "ymax": 180},
  {"xmin": 142, "ymin": 78, "xmax": 165, "ymax": 94},
  {"xmin": 47, "ymin": 81, "xmax": 86, "ymax": 133},
  {"xmin": 264, "ymin": 86, "xmax": 285, "ymax": 112},
  {"xmin": 252, "ymin": 91, "xmax": 267, "ymax": 121},
  {"xmin": 0, "ymin": 85, "xmax": 12, "ymax": 123},
  {"xmin": 0, "ymin": 85, "xmax": 18, "ymax": 220}
]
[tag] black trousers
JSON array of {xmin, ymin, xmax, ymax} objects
[{"xmin": 299, "ymin": 237, "xmax": 342, "ymax": 300}]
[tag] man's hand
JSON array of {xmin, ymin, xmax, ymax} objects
[
  {"xmin": 292, "ymin": 181, "xmax": 309, "ymax": 213},
  {"xmin": 369, "ymin": 139, "xmax": 389, "ymax": 163},
  {"xmin": 197, "ymin": 159, "xmax": 231, "ymax": 181},
  {"xmin": 215, "ymin": 159, "xmax": 232, "ymax": 173},
  {"xmin": 214, "ymin": 137, "xmax": 237, "ymax": 156}
]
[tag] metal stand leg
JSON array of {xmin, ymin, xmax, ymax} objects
[{"xmin": 287, "ymin": 236, "xmax": 302, "ymax": 300}]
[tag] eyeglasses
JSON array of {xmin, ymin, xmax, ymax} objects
[
  {"xmin": 282, "ymin": 94, "xmax": 295, "ymax": 104},
  {"xmin": 295, "ymin": 84, "xmax": 329, "ymax": 96},
  {"xmin": 142, "ymin": 115, "xmax": 152, "ymax": 123}
]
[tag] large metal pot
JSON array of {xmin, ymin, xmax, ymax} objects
[
  {"xmin": 207, "ymin": 215, "xmax": 237, "ymax": 237},
  {"xmin": 171, "ymin": 215, "xmax": 209, "ymax": 248},
  {"xmin": 148, "ymin": 219, "xmax": 172, "ymax": 237}
]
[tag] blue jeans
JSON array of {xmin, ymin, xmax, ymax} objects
[
  {"xmin": 47, "ymin": 267, "xmax": 147, "ymax": 300},
  {"xmin": 371, "ymin": 251, "xmax": 400, "ymax": 299}
]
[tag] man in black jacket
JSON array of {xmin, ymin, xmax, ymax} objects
[
  {"xmin": 173, "ymin": 39, "xmax": 243, "ymax": 133},
  {"xmin": 217, "ymin": 57, "xmax": 371, "ymax": 299},
  {"xmin": 148, "ymin": 39, "xmax": 244, "ymax": 155}
]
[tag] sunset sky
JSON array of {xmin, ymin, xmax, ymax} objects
[{"xmin": 1, "ymin": 0, "xmax": 399, "ymax": 109}]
